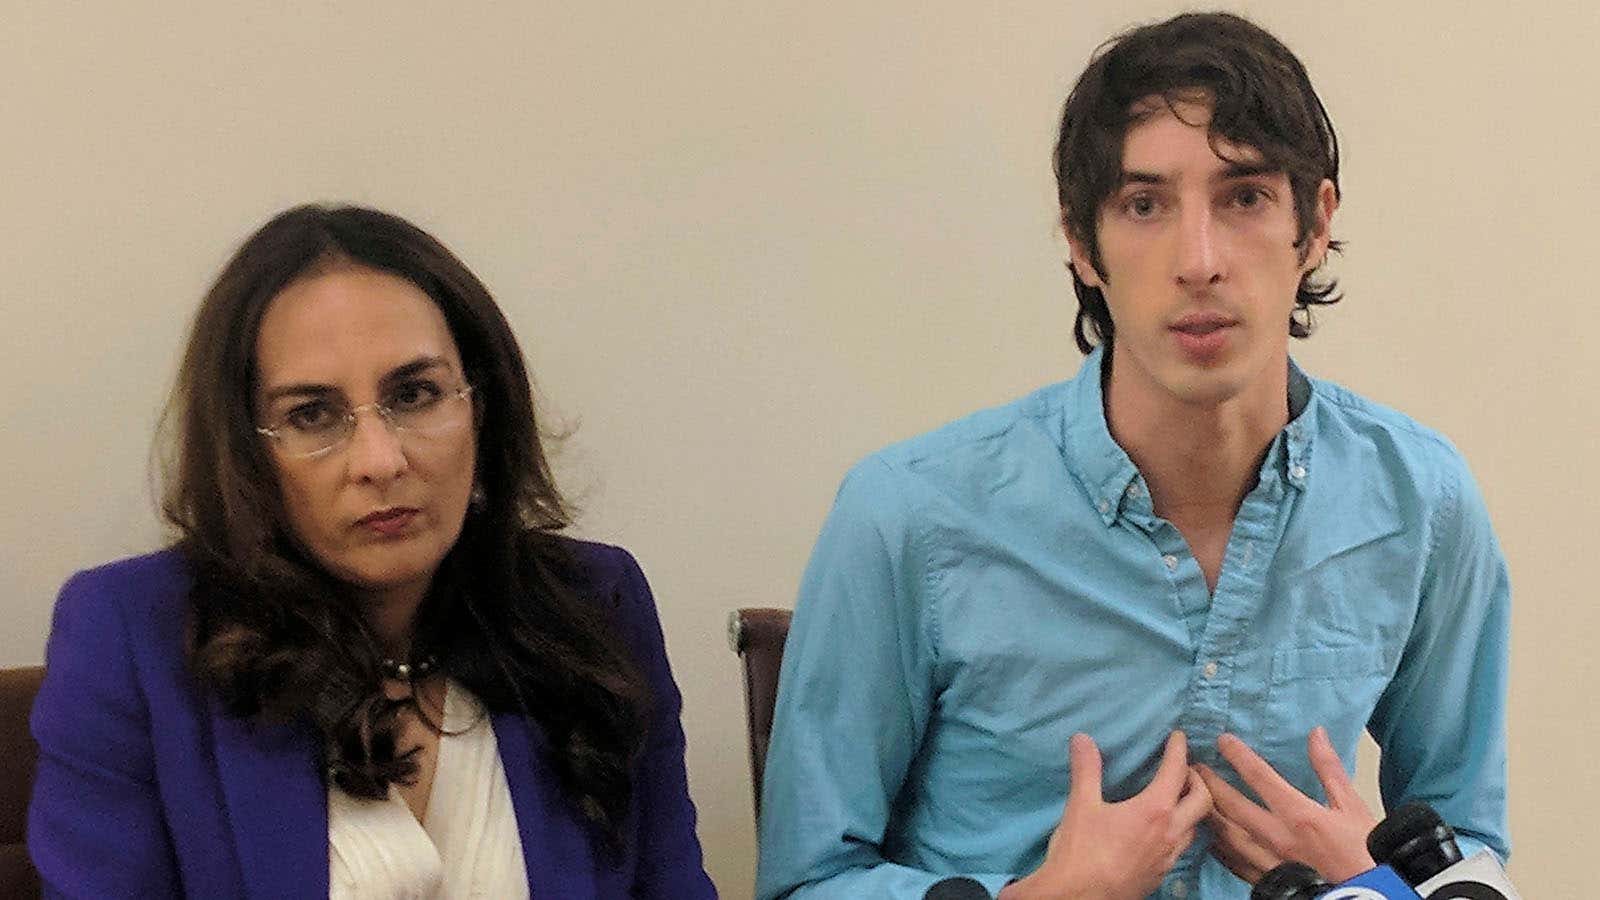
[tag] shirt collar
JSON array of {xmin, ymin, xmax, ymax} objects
[
  {"xmin": 1059, "ymin": 346, "xmax": 1319, "ymax": 527},
  {"xmin": 1060, "ymin": 346, "xmax": 1142, "ymax": 526},
  {"xmin": 1283, "ymin": 359, "xmax": 1316, "ymax": 491}
]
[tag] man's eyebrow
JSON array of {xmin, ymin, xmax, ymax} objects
[
  {"xmin": 1118, "ymin": 170, "xmax": 1169, "ymax": 187},
  {"xmin": 1217, "ymin": 162, "xmax": 1278, "ymax": 181},
  {"xmin": 1115, "ymin": 164, "xmax": 1280, "ymax": 190}
]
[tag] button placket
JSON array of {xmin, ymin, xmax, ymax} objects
[{"xmin": 1189, "ymin": 473, "xmax": 1293, "ymax": 755}]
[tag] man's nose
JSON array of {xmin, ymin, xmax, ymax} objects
[{"xmin": 1174, "ymin": 207, "xmax": 1223, "ymax": 288}]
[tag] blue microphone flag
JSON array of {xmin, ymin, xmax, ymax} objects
[{"xmin": 1320, "ymin": 864, "xmax": 1423, "ymax": 899}]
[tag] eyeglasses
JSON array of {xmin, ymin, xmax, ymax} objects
[{"xmin": 257, "ymin": 384, "xmax": 474, "ymax": 459}]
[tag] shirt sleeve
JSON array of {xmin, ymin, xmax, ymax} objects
[
  {"xmin": 29, "ymin": 570, "xmax": 182, "ymax": 898},
  {"xmin": 755, "ymin": 458, "xmax": 1019, "ymax": 900},
  {"xmin": 610, "ymin": 547, "xmax": 719, "ymax": 899},
  {"xmin": 1367, "ymin": 453, "xmax": 1511, "ymax": 862}
]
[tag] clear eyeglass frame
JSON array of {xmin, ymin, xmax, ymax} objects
[{"xmin": 256, "ymin": 384, "xmax": 475, "ymax": 459}]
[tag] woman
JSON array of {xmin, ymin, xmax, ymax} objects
[{"xmin": 28, "ymin": 205, "xmax": 717, "ymax": 898}]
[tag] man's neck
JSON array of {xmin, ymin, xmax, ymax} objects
[{"xmin": 1103, "ymin": 350, "xmax": 1289, "ymax": 524}]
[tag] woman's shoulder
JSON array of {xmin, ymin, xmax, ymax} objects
[
  {"xmin": 39, "ymin": 549, "xmax": 198, "ymax": 743},
  {"xmin": 529, "ymin": 534, "xmax": 659, "ymax": 624},
  {"xmin": 66, "ymin": 546, "xmax": 191, "ymax": 587},
  {"xmin": 48, "ymin": 548, "xmax": 193, "ymax": 662},
  {"xmin": 545, "ymin": 535, "xmax": 640, "ymax": 590},
  {"xmin": 57, "ymin": 547, "xmax": 193, "ymax": 620}
]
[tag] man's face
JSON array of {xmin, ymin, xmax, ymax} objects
[{"xmin": 1069, "ymin": 97, "xmax": 1336, "ymax": 411}]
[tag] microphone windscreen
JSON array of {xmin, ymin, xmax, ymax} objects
[
  {"xmin": 1252, "ymin": 861, "xmax": 1330, "ymax": 900},
  {"xmin": 1368, "ymin": 802, "xmax": 1445, "ymax": 862},
  {"xmin": 923, "ymin": 877, "xmax": 993, "ymax": 900},
  {"xmin": 1367, "ymin": 801, "xmax": 1463, "ymax": 885}
]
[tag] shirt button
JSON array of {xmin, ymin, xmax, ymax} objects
[
  {"xmin": 1204, "ymin": 660, "xmax": 1219, "ymax": 679},
  {"xmin": 1126, "ymin": 482, "xmax": 1143, "ymax": 498},
  {"xmin": 1170, "ymin": 879, "xmax": 1188, "ymax": 898},
  {"xmin": 1098, "ymin": 499, "xmax": 1110, "ymax": 513},
  {"xmin": 1162, "ymin": 554, "xmax": 1178, "ymax": 571},
  {"xmin": 1291, "ymin": 464, "xmax": 1308, "ymax": 480}
]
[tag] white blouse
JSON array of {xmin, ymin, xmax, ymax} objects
[{"xmin": 328, "ymin": 681, "xmax": 529, "ymax": 899}]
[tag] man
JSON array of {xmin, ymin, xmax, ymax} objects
[{"xmin": 756, "ymin": 12, "xmax": 1510, "ymax": 900}]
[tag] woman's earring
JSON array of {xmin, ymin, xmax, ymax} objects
[{"xmin": 469, "ymin": 483, "xmax": 487, "ymax": 512}]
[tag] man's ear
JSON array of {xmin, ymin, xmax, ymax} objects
[
  {"xmin": 1062, "ymin": 211, "xmax": 1107, "ymax": 288},
  {"xmin": 1302, "ymin": 179, "xmax": 1339, "ymax": 271}
]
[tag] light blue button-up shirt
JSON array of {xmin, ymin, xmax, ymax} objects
[{"xmin": 757, "ymin": 348, "xmax": 1510, "ymax": 900}]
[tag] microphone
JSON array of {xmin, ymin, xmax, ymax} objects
[
  {"xmin": 1252, "ymin": 861, "xmax": 1333, "ymax": 899},
  {"xmin": 1413, "ymin": 852, "xmax": 1521, "ymax": 900},
  {"xmin": 1367, "ymin": 803, "xmax": 1463, "ymax": 885},
  {"xmin": 1366, "ymin": 802, "xmax": 1522, "ymax": 900},
  {"xmin": 1318, "ymin": 865, "xmax": 1423, "ymax": 898},
  {"xmin": 1252, "ymin": 861, "xmax": 1419, "ymax": 899},
  {"xmin": 923, "ymin": 876, "xmax": 993, "ymax": 899}
]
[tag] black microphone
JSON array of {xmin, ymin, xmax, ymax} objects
[
  {"xmin": 1367, "ymin": 802, "xmax": 1463, "ymax": 885},
  {"xmin": 923, "ymin": 876, "xmax": 993, "ymax": 899},
  {"xmin": 1366, "ymin": 802, "xmax": 1521, "ymax": 899},
  {"xmin": 1251, "ymin": 861, "xmax": 1333, "ymax": 899}
]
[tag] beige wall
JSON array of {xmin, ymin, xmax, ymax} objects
[{"xmin": 6, "ymin": 2, "xmax": 1596, "ymax": 896}]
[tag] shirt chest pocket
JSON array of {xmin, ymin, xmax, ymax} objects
[{"xmin": 1263, "ymin": 643, "xmax": 1398, "ymax": 752}]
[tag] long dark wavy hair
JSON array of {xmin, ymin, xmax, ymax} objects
[
  {"xmin": 1054, "ymin": 12, "xmax": 1344, "ymax": 354},
  {"xmin": 160, "ymin": 204, "xmax": 648, "ymax": 850}
]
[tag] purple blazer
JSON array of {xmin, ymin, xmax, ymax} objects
[{"xmin": 28, "ymin": 541, "xmax": 717, "ymax": 899}]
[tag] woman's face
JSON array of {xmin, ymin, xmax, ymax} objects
[{"xmin": 253, "ymin": 266, "xmax": 478, "ymax": 608}]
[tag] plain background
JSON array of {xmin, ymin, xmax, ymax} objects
[{"xmin": 5, "ymin": 2, "xmax": 1596, "ymax": 896}]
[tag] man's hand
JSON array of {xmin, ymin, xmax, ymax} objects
[
  {"xmin": 1193, "ymin": 727, "xmax": 1377, "ymax": 885},
  {"xmin": 1000, "ymin": 731, "xmax": 1212, "ymax": 900}
]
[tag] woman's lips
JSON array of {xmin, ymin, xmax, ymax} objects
[{"xmin": 357, "ymin": 508, "xmax": 419, "ymax": 537}]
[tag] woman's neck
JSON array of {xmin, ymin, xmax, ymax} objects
[{"xmin": 360, "ymin": 584, "xmax": 428, "ymax": 658}]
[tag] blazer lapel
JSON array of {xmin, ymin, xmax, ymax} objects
[
  {"xmin": 210, "ymin": 699, "xmax": 329, "ymax": 899},
  {"xmin": 493, "ymin": 710, "xmax": 595, "ymax": 899}
]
